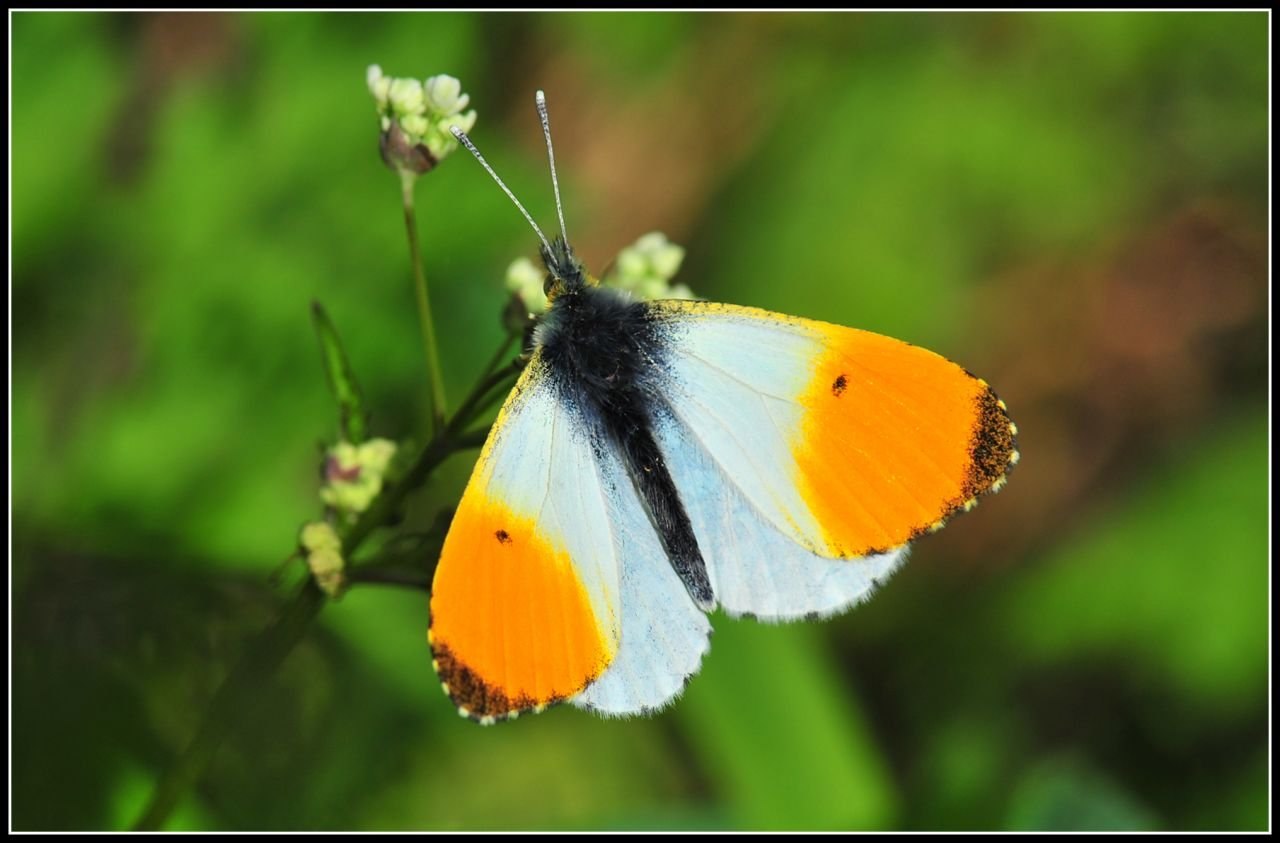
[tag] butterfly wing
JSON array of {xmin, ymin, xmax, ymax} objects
[
  {"xmin": 429, "ymin": 351, "xmax": 620, "ymax": 722},
  {"xmin": 650, "ymin": 412, "xmax": 911, "ymax": 621},
  {"xmin": 569, "ymin": 432, "xmax": 712, "ymax": 717},
  {"xmin": 573, "ymin": 419, "xmax": 721, "ymax": 711},
  {"xmin": 430, "ymin": 350, "xmax": 710, "ymax": 721},
  {"xmin": 646, "ymin": 300, "xmax": 1018, "ymax": 619}
]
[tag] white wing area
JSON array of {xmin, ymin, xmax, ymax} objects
[
  {"xmin": 652, "ymin": 411, "xmax": 908, "ymax": 621},
  {"xmin": 470, "ymin": 355, "xmax": 711, "ymax": 717},
  {"xmin": 654, "ymin": 309, "xmax": 830, "ymax": 553},
  {"xmin": 479, "ymin": 367, "xmax": 623, "ymax": 648},
  {"xmin": 573, "ymin": 440, "xmax": 712, "ymax": 716}
]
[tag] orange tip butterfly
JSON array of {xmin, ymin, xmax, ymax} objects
[{"xmin": 429, "ymin": 92, "xmax": 1019, "ymax": 725}]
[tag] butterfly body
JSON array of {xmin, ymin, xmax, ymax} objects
[{"xmin": 537, "ymin": 270, "xmax": 715, "ymax": 609}]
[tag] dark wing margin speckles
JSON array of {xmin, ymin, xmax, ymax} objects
[
  {"xmin": 964, "ymin": 384, "xmax": 1019, "ymax": 500},
  {"xmin": 429, "ymin": 637, "xmax": 549, "ymax": 723},
  {"xmin": 924, "ymin": 379, "xmax": 1020, "ymax": 535}
]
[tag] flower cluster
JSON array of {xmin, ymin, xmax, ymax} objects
[
  {"xmin": 368, "ymin": 66, "xmax": 477, "ymax": 174},
  {"xmin": 604, "ymin": 232, "xmax": 695, "ymax": 301},
  {"xmin": 320, "ymin": 438, "xmax": 399, "ymax": 519},
  {"xmin": 505, "ymin": 232, "xmax": 696, "ymax": 316}
]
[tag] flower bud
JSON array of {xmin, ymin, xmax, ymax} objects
[
  {"xmin": 505, "ymin": 256, "xmax": 549, "ymax": 315},
  {"xmin": 300, "ymin": 520, "xmax": 341, "ymax": 554},
  {"xmin": 299, "ymin": 521, "xmax": 345, "ymax": 598},
  {"xmin": 425, "ymin": 74, "xmax": 468, "ymax": 114},
  {"xmin": 388, "ymin": 77, "xmax": 425, "ymax": 116},
  {"xmin": 367, "ymin": 65, "xmax": 391, "ymax": 109}
]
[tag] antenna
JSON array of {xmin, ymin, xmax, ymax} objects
[
  {"xmin": 450, "ymin": 125, "xmax": 552, "ymax": 256},
  {"xmin": 535, "ymin": 90, "xmax": 570, "ymax": 247}
]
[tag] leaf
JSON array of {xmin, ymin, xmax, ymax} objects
[
  {"xmin": 1000, "ymin": 410, "xmax": 1268, "ymax": 712},
  {"xmin": 1006, "ymin": 756, "xmax": 1158, "ymax": 831},
  {"xmin": 677, "ymin": 619, "xmax": 899, "ymax": 830},
  {"xmin": 312, "ymin": 300, "xmax": 369, "ymax": 444}
]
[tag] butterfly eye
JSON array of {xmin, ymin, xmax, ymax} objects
[{"xmin": 543, "ymin": 274, "xmax": 562, "ymax": 302}]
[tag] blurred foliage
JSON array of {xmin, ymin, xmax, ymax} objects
[{"xmin": 11, "ymin": 11, "xmax": 1269, "ymax": 831}]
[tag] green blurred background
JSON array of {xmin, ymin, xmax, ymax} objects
[{"xmin": 11, "ymin": 11, "xmax": 1269, "ymax": 831}]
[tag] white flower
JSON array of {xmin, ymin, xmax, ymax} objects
[
  {"xmin": 367, "ymin": 65, "xmax": 391, "ymax": 108},
  {"xmin": 388, "ymin": 77, "xmax": 425, "ymax": 116},
  {"xmin": 442, "ymin": 109, "xmax": 477, "ymax": 135},
  {"xmin": 423, "ymin": 109, "xmax": 476, "ymax": 161},
  {"xmin": 425, "ymin": 74, "xmax": 469, "ymax": 114},
  {"xmin": 399, "ymin": 113, "xmax": 429, "ymax": 140}
]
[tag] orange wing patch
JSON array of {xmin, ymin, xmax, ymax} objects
[
  {"xmin": 794, "ymin": 325, "xmax": 1018, "ymax": 557},
  {"xmin": 429, "ymin": 491, "xmax": 614, "ymax": 723}
]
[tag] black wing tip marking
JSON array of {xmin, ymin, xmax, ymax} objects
[{"xmin": 962, "ymin": 383, "xmax": 1019, "ymax": 500}]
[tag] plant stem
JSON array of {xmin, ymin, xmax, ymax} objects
[
  {"xmin": 402, "ymin": 171, "xmax": 448, "ymax": 433},
  {"xmin": 453, "ymin": 426, "xmax": 492, "ymax": 450},
  {"xmin": 347, "ymin": 565, "xmax": 433, "ymax": 591},
  {"xmin": 479, "ymin": 331, "xmax": 517, "ymax": 380}
]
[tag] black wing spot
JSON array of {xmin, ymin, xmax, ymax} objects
[
  {"xmin": 832, "ymin": 373, "xmax": 848, "ymax": 397},
  {"xmin": 495, "ymin": 529, "xmax": 512, "ymax": 545}
]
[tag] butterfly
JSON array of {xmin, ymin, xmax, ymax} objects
[{"xmin": 429, "ymin": 93, "xmax": 1018, "ymax": 724}]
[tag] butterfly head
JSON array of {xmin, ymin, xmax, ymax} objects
[
  {"xmin": 540, "ymin": 235, "xmax": 589, "ymax": 303},
  {"xmin": 453, "ymin": 91, "xmax": 593, "ymax": 306}
]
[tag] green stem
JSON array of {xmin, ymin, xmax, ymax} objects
[
  {"xmin": 453, "ymin": 426, "xmax": 493, "ymax": 450},
  {"xmin": 402, "ymin": 171, "xmax": 448, "ymax": 433},
  {"xmin": 479, "ymin": 331, "xmax": 517, "ymax": 381},
  {"xmin": 132, "ymin": 581, "xmax": 326, "ymax": 830},
  {"xmin": 347, "ymin": 565, "xmax": 433, "ymax": 591}
]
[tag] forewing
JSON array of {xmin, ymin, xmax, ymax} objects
[
  {"xmin": 652, "ymin": 405, "xmax": 910, "ymax": 621},
  {"xmin": 646, "ymin": 300, "xmax": 1017, "ymax": 616},
  {"xmin": 429, "ymin": 352, "xmax": 623, "ymax": 723},
  {"xmin": 430, "ymin": 349, "xmax": 712, "ymax": 722}
]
